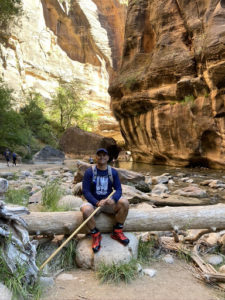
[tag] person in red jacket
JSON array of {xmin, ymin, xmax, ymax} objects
[{"xmin": 81, "ymin": 148, "xmax": 129, "ymax": 253}]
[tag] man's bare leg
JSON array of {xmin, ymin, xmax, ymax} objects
[
  {"xmin": 80, "ymin": 205, "xmax": 96, "ymax": 231},
  {"xmin": 115, "ymin": 198, "xmax": 129, "ymax": 224},
  {"xmin": 112, "ymin": 198, "xmax": 130, "ymax": 246},
  {"xmin": 81, "ymin": 204, "xmax": 102, "ymax": 253}
]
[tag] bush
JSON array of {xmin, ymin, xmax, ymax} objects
[
  {"xmin": 97, "ymin": 259, "xmax": 138, "ymax": 284},
  {"xmin": 5, "ymin": 188, "xmax": 29, "ymax": 206},
  {"xmin": 41, "ymin": 179, "xmax": 63, "ymax": 211},
  {"xmin": 0, "ymin": 0, "xmax": 22, "ymax": 27}
]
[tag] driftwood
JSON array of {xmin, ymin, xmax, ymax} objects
[
  {"xmin": 160, "ymin": 236, "xmax": 225, "ymax": 288},
  {"xmin": 24, "ymin": 204, "xmax": 225, "ymax": 236}
]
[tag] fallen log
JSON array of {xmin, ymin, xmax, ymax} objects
[{"xmin": 23, "ymin": 204, "xmax": 225, "ymax": 236}]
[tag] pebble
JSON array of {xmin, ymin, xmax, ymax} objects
[
  {"xmin": 162, "ymin": 254, "xmax": 174, "ymax": 264},
  {"xmin": 143, "ymin": 268, "xmax": 157, "ymax": 277}
]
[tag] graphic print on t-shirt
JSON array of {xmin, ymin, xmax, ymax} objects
[{"xmin": 96, "ymin": 175, "xmax": 108, "ymax": 195}]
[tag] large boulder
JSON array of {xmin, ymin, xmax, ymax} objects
[
  {"xmin": 33, "ymin": 146, "xmax": 65, "ymax": 164},
  {"xmin": 73, "ymin": 160, "xmax": 145, "ymax": 184},
  {"xmin": 59, "ymin": 127, "xmax": 120, "ymax": 160},
  {"xmin": 75, "ymin": 233, "xmax": 138, "ymax": 269}
]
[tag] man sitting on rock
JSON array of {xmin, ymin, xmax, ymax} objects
[{"xmin": 81, "ymin": 148, "xmax": 129, "ymax": 253}]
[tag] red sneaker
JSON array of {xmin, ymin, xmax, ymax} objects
[
  {"xmin": 92, "ymin": 231, "xmax": 102, "ymax": 253},
  {"xmin": 111, "ymin": 228, "xmax": 129, "ymax": 246}
]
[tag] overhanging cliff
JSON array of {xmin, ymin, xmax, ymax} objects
[{"xmin": 109, "ymin": 0, "xmax": 225, "ymax": 168}]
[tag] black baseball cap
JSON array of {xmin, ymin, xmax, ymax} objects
[{"xmin": 96, "ymin": 148, "xmax": 108, "ymax": 155}]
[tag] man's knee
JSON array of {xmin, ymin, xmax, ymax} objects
[
  {"xmin": 117, "ymin": 198, "xmax": 129, "ymax": 210},
  {"xmin": 81, "ymin": 204, "xmax": 94, "ymax": 218}
]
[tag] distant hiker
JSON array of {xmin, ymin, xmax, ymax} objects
[
  {"xmin": 89, "ymin": 157, "xmax": 94, "ymax": 164},
  {"xmin": 12, "ymin": 152, "xmax": 17, "ymax": 166},
  {"xmin": 4, "ymin": 149, "xmax": 10, "ymax": 167},
  {"xmin": 81, "ymin": 148, "xmax": 129, "ymax": 253}
]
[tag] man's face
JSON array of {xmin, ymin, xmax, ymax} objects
[{"xmin": 96, "ymin": 151, "xmax": 109, "ymax": 165}]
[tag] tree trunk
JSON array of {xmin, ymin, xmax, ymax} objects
[{"xmin": 24, "ymin": 204, "xmax": 225, "ymax": 236}]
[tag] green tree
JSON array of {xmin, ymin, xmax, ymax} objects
[
  {"xmin": 0, "ymin": 80, "xmax": 31, "ymax": 151},
  {"xmin": 51, "ymin": 80, "xmax": 97, "ymax": 131},
  {"xmin": 19, "ymin": 93, "xmax": 57, "ymax": 147},
  {"xmin": 0, "ymin": 0, "xmax": 22, "ymax": 27}
]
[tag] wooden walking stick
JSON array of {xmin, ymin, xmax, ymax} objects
[{"xmin": 39, "ymin": 190, "xmax": 115, "ymax": 270}]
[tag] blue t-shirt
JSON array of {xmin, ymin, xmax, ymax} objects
[{"xmin": 82, "ymin": 166, "xmax": 122, "ymax": 206}]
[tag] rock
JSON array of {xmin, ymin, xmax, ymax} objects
[
  {"xmin": 134, "ymin": 181, "xmax": 151, "ymax": 193},
  {"xmin": 59, "ymin": 127, "xmax": 120, "ymax": 157},
  {"xmin": 143, "ymin": 268, "xmax": 157, "ymax": 277},
  {"xmin": 73, "ymin": 160, "xmax": 145, "ymax": 184},
  {"xmin": 205, "ymin": 254, "xmax": 223, "ymax": 265},
  {"xmin": 33, "ymin": 146, "xmax": 65, "ymax": 164},
  {"xmin": 75, "ymin": 233, "xmax": 138, "ymax": 269},
  {"xmin": 73, "ymin": 182, "xmax": 83, "ymax": 196},
  {"xmin": 152, "ymin": 175, "xmax": 170, "ymax": 185},
  {"xmin": 29, "ymin": 190, "xmax": 42, "ymax": 204},
  {"xmin": 151, "ymin": 184, "xmax": 169, "ymax": 196},
  {"xmin": 205, "ymin": 233, "xmax": 220, "ymax": 246},
  {"xmin": 0, "ymin": 282, "xmax": 12, "ymax": 300},
  {"xmin": 21, "ymin": 170, "xmax": 31, "ymax": 177},
  {"xmin": 58, "ymin": 195, "xmax": 83, "ymax": 210},
  {"xmin": 0, "ymin": 178, "xmax": 8, "ymax": 194},
  {"xmin": 109, "ymin": 0, "xmax": 225, "ymax": 169},
  {"xmin": 150, "ymin": 194, "xmax": 207, "ymax": 206},
  {"xmin": 0, "ymin": 172, "xmax": 14, "ymax": 179},
  {"xmin": 162, "ymin": 254, "xmax": 174, "ymax": 264},
  {"xmin": 39, "ymin": 276, "xmax": 54, "ymax": 290},
  {"xmin": 122, "ymin": 184, "xmax": 153, "ymax": 204},
  {"xmin": 219, "ymin": 265, "xmax": 225, "ymax": 274},
  {"xmin": 173, "ymin": 186, "xmax": 207, "ymax": 198}
]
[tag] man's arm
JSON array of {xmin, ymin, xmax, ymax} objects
[{"xmin": 82, "ymin": 168, "xmax": 99, "ymax": 206}]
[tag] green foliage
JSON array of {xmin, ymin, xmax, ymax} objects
[
  {"xmin": 35, "ymin": 169, "xmax": 44, "ymax": 176},
  {"xmin": 0, "ymin": 249, "xmax": 42, "ymax": 299},
  {"xmin": 20, "ymin": 93, "xmax": 58, "ymax": 148},
  {"xmin": 41, "ymin": 179, "xmax": 63, "ymax": 211},
  {"xmin": 138, "ymin": 238, "xmax": 157, "ymax": 264},
  {"xmin": 97, "ymin": 259, "xmax": 138, "ymax": 284},
  {"xmin": 124, "ymin": 76, "xmax": 139, "ymax": 91},
  {"xmin": 181, "ymin": 95, "xmax": 195, "ymax": 105},
  {"xmin": 5, "ymin": 188, "xmax": 29, "ymax": 206},
  {"xmin": 0, "ymin": 80, "xmax": 32, "ymax": 151},
  {"xmin": 60, "ymin": 240, "xmax": 77, "ymax": 270},
  {"xmin": 50, "ymin": 80, "xmax": 97, "ymax": 131},
  {"xmin": 0, "ymin": 0, "xmax": 22, "ymax": 27}
]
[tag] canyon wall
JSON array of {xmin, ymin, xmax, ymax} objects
[
  {"xmin": 109, "ymin": 0, "xmax": 225, "ymax": 168},
  {"xmin": 0, "ymin": 0, "xmax": 127, "ymax": 140}
]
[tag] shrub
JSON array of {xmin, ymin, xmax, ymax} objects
[
  {"xmin": 5, "ymin": 188, "xmax": 29, "ymax": 206},
  {"xmin": 97, "ymin": 259, "xmax": 138, "ymax": 284},
  {"xmin": 41, "ymin": 179, "xmax": 63, "ymax": 211},
  {"xmin": 0, "ymin": 0, "xmax": 22, "ymax": 27}
]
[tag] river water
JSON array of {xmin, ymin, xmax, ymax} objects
[{"xmin": 112, "ymin": 160, "xmax": 225, "ymax": 204}]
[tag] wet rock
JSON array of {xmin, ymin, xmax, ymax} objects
[
  {"xmin": 173, "ymin": 186, "xmax": 207, "ymax": 198},
  {"xmin": 122, "ymin": 184, "xmax": 153, "ymax": 204},
  {"xmin": 134, "ymin": 181, "xmax": 151, "ymax": 193},
  {"xmin": 76, "ymin": 233, "xmax": 138, "ymax": 269},
  {"xmin": 151, "ymin": 184, "xmax": 169, "ymax": 196},
  {"xmin": 152, "ymin": 175, "xmax": 170, "ymax": 185}
]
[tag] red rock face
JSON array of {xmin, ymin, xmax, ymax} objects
[{"xmin": 109, "ymin": 0, "xmax": 225, "ymax": 168}]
